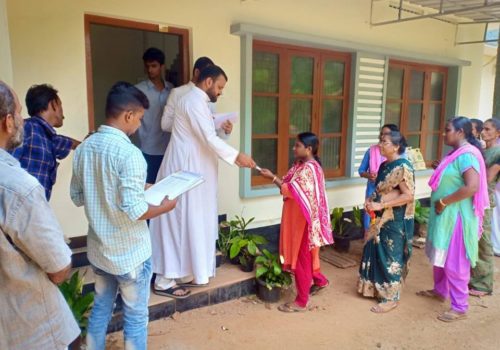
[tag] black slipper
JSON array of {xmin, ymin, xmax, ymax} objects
[
  {"xmin": 309, "ymin": 281, "xmax": 329, "ymax": 296},
  {"xmin": 153, "ymin": 286, "xmax": 191, "ymax": 299},
  {"xmin": 178, "ymin": 280, "xmax": 209, "ymax": 288}
]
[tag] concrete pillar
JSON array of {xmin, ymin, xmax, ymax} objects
[{"xmin": 0, "ymin": 0, "xmax": 13, "ymax": 84}]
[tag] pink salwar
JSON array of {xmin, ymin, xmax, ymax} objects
[
  {"xmin": 432, "ymin": 216, "xmax": 470, "ymax": 313},
  {"xmin": 294, "ymin": 230, "xmax": 329, "ymax": 308}
]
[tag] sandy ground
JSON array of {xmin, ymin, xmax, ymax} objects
[{"xmin": 107, "ymin": 240, "xmax": 500, "ymax": 350}]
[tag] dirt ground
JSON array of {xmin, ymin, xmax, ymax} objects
[{"xmin": 107, "ymin": 240, "xmax": 500, "ymax": 350}]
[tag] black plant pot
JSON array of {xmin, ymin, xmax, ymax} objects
[
  {"xmin": 230, "ymin": 255, "xmax": 240, "ymax": 265},
  {"xmin": 345, "ymin": 225, "xmax": 364, "ymax": 240},
  {"xmin": 333, "ymin": 235, "xmax": 350, "ymax": 252},
  {"xmin": 256, "ymin": 278, "xmax": 281, "ymax": 303},
  {"xmin": 239, "ymin": 256, "xmax": 255, "ymax": 272}
]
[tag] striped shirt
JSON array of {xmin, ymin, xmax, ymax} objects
[
  {"xmin": 11, "ymin": 116, "xmax": 72, "ymax": 200},
  {"xmin": 70, "ymin": 125, "xmax": 151, "ymax": 275}
]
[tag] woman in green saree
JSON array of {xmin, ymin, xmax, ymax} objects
[
  {"xmin": 469, "ymin": 118, "xmax": 500, "ymax": 296},
  {"xmin": 357, "ymin": 131, "xmax": 415, "ymax": 313}
]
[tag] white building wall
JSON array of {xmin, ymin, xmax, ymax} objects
[{"xmin": 5, "ymin": 0, "xmax": 486, "ymax": 235}]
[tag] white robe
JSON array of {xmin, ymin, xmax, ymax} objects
[
  {"xmin": 150, "ymin": 86, "xmax": 239, "ymax": 284},
  {"xmin": 161, "ymin": 81, "xmax": 228, "ymax": 140}
]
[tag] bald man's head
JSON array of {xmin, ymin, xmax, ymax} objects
[{"xmin": 0, "ymin": 81, "xmax": 24, "ymax": 150}]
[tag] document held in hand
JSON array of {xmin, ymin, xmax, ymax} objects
[
  {"xmin": 144, "ymin": 171, "xmax": 205, "ymax": 205},
  {"xmin": 213, "ymin": 112, "xmax": 238, "ymax": 129}
]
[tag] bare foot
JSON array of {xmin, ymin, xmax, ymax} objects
[
  {"xmin": 416, "ymin": 289, "xmax": 445, "ymax": 302},
  {"xmin": 370, "ymin": 301, "xmax": 398, "ymax": 313},
  {"xmin": 437, "ymin": 309, "xmax": 467, "ymax": 322}
]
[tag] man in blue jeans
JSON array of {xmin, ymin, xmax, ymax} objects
[{"xmin": 71, "ymin": 82, "xmax": 177, "ymax": 350}]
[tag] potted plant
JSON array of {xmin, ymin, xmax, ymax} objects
[
  {"xmin": 217, "ymin": 220, "xmax": 237, "ymax": 264},
  {"xmin": 346, "ymin": 205, "xmax": 364, "ymax": 238},
  {"xmin": 412, "ymin": 199, "xmax": 430, "ymax": 249},
  {"xmin": 227, "ymin": 216, "xmax": 268, "ymax": 272},
  {"xmin": 255, "ymin": 249, "xmax": 292, "ymax": 302},
  {"xmin": 414, "ymin": 199, "xmax": 430, "ymax": 238},
  {"xmin": 59, "ymin": 270, "xmax": 94, "ymax": 350},
  {"xmin": 331, "ymin": 206, "xmax": 363, "ymax": 252}
]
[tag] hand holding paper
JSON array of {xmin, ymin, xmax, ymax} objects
[
  {"xmin": 235, "ymin": 153, "xmax": 256, "ymax": 168},
  {"xmin": 213, "ymin": 112, "xmax": 238, "ymax": 129},
  {"xmin": 144, "ymin": 171, "xmax": 205, "ymax": 205}
]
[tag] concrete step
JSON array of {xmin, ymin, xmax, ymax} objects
[
  {"xmin": 108, "ymin": 263, "xmax": 255, "ymax": 333},
  {"xmin": 75, "ymin": 251, "xmax": 224, "ymax": 295},
  {"xmin": 71, "ymin": 263, "xmax": 256, "ymax": 334}
]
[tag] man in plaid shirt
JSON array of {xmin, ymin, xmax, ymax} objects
[{"xmin": 12, "ymin": 84, "xmax": 80, "ymax": 200}]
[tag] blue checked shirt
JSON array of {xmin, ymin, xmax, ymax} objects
[
  {"xmin": 11, "ymin": 116, "xmax": 72, "ymax": 200},
  {"xmin": 70, "ymin": 125, "xmax": 151, "ymax": 275}
]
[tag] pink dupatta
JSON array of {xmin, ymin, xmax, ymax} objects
[
  {"xmin": 369, "ymin": 145, "xmax": 386, "ymax": 174},
  {"xmin": 428, "ymin": 144, "xmax": 489, "ymax": 236},
  {"xmin": 282, "ymin": 160, "xmax": 333, "ymax": 249}
]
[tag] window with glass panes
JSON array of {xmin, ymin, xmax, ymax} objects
[
  {"xmin": 385, "ymin": 60, "xmax": 447, "ymax": 165},
  {"xmin": 251, "ymin": 41, "xmax": 351, "ymax": 186}
]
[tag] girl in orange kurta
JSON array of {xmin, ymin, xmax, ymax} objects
[{"xmin": 260, "ymin": 132, "xmax": 333, "ymax": 312}]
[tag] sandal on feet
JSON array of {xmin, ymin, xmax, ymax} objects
[
  {"xmin": 310, "ymin": 281, "xmax": 330, "ymax": 296},
  {"xmin": 277, "ymin": 302, "xmax": 307, "ymax": 313},
  {"xmin": 178, "ymin": 280, "xmax": 209, "ymax": 288},
  {"xmin": 416, "ymin": 289, "xmax": 445, "ymax": 302},
  {"xmin": 370, "ymin": 302, "xmax": 398, "ymax": 314},
  {"xmin": 437, "ymin": 310, "xmax": 467, "ymax": 323},
  {"xmin": 153, "ymin": 285, "xmax": 191, "ymax": 299},
  {"xmin": 469, "ymin": 289, "xmax": 491, "ymax": 297}
]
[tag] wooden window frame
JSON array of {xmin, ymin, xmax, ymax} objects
[
  {"xmin": 84, "ymin": 14, "xmax": 190, "ymax": 131},
  {"xmin": 386, "ymin": 59, "xmax": 448, "ymax": 165},
  {"xmin": 251, "ymin": 40, "xmax": 351, "ymax": 186}
]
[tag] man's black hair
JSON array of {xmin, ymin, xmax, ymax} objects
[
  {"xmin": 142, "ymin": 47, "xmax": 165, "ymax": 65},
  {"xmin": 193, "ymin": 56, "xmax": 214, "ymax": 75},
  {"xmin": 196, "ymin": 65, "xmax": 227, "ymax": 83},
  {"xmin": 105, "ymin": 81, "xmax": 150, "ymax": 119},
  {"xmin": 25, "ymin": 84, "xmax": 59, "ymax": 117}
]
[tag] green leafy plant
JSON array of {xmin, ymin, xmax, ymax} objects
[
  {"xmin": 227, "ymin": 216, "xmax": 268, "ymax": 267},
  {"xmin": 414, "ymin": 199, "xmax": 430, "ymax": 225},
  {"xmin": 255, "ymin": 249, "xmax": 292, "ymax": 290},
  {"xmin": 217, "ymin": 221, "xmax": 237, "ymax": 258},
  {"xmin": 59, "ymin": 271, "xmax": 94, "ymax": 336},
  {"xmin": 352, "ymin": 205, "xmax": 363, "ymax": 228},
  {"xmin": 331, "ymin": 207, "xmax": 347, "ymax": 236}
]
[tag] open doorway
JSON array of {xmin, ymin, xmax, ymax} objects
[{"xmin": 84, "ymin": 15, "xmax": 190, "ymax": 130}]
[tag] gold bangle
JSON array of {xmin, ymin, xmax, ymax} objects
[
  {"xmin": 439, "ymin": 198, "xmax": 447, "ymax": 207},
  {"xmin": 272, "ymin": 176, "xmax": 277, "ymax": 183}
]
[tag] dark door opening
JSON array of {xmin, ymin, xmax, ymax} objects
[{"xmin": 84, "ymin": 14, "xmax": 190, "ymax": 130}]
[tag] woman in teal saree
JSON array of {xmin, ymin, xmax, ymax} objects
[{"xmin": 357, "ymin": 131, "xmax": 415, "ymax": 313}]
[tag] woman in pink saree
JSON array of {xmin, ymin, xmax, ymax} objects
[{"xmin": 260, "ymin": 132, "xmax": 333, "ymax": 312}]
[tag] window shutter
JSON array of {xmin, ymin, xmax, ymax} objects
[{"xmin": 350, "ymin": 55, "xmax": 387, "ymax": 177}]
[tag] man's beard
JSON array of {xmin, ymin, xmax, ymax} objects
[
  {"xmin": 8, "ymin": 119, "xmax": 24, "ymax": 150},
  {"xmin": 207, "ymin": 88, "xmax": 218, "ymax": 103}
]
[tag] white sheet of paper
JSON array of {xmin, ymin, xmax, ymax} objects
[
  {"xmin": 144, "ymin": 171, "xmax": 204, "ymax": 206},
  {"xmin": 213, "ymin": 112, "xmax": 239, "ymax": 129}
]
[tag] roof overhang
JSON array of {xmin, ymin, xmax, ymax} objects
[{"xmin": 370, "ymin": 0, "xmax": 500, "ymax": 45}]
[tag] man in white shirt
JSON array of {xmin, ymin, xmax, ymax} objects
[
  {"xmin": 134, "ymin": 47, "xmax": 173, "ymax": 183},
  {"xmin": 150, "ymin": 66, "xmax": 255, "ymax": 298},
  {"xmin": 0, "ymin": 81, "xmax": 80, "ymax": 350}
]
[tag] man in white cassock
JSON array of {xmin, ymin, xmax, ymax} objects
[
  {"xmin": 161, "ymin": 56, "xmax": 233, "ymax": 139},
  {"xmin": 150, "ymin": 65, "xmax": 255, "ymax": 298}
]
